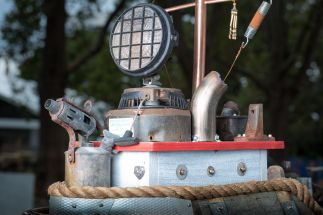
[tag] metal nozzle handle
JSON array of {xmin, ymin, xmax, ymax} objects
[{"xmin": 44, "ymin": 99, "xmax": 60, "ymax": 114}]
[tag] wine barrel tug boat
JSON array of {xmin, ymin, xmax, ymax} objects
[{"xmin": 24, "ymin": 1, "xmax": 323, "ymax": 214}]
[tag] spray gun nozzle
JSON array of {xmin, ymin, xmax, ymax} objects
[{"xmin": 44, "ymin": 99, "xmax": 60, "ymax": 114}]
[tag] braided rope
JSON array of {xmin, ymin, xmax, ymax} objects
[{"xmin": 48, "ymin": 178, "xmax": 323, "ymax": 215}]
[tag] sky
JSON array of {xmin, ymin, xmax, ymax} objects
[
  {"xmin": 0, "ymin": 1, "xmax": 39, "ymax": 112},
  {"xmin": 0, "ymin": 1, "xmax": 12, "ymax": 25}
]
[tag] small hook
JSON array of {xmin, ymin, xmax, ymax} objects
[{"xmin": 242, "ymin": 38, "xmax": 249, "ymax": 49}]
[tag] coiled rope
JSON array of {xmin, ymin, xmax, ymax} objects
[{"xmin": 48, "ymin": 178, "xmax": 323, "ymax": 215}]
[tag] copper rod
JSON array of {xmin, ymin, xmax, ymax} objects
[
  {"xmin": 165, "ymin": 0, "xmax": 231, "ymax": 13},
  {"xmin": 192, "ymin": 0, "xmax": 207, "ymax": 92}
]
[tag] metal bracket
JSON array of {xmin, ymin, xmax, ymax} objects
[{"xmin": 235, "ymin": 104, "xmax": 275, "ymax": 141}]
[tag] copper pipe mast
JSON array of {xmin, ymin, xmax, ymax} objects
[
  {"xmin": 165, "ymin": 0, "xmax": 231, "ymax": 13},
  {"xmin": 165, "ymin": 0, "xmax": 232, "ymax": 92},
  {"xmin": 192, "ymin": 0, "xmax": 207, "ymax": 92}
]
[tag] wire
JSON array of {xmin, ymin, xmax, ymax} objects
[
  {"xmin": 129, "ymin": 98, "xmax": 147, "ymax": 132},
  {"xmin": 223, "ymin": 42, "xmax": 245, "ymax": 81}
]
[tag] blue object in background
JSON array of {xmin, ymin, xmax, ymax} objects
[
  {"xmin": 290, "ymin": 157, "xmax": 323, "ymax": 183},
  {"xmin": 0, "ymin": 172, "xmax": 35, "ymax": 215}
]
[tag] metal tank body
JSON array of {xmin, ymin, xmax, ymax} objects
[
  {"xmin": 106, "ymin": 108, "xmax": 191, "ymax": 142},
  {"xmin": 65, "ymin": 147, "xmax": 111, "ymax": 187},
  {"xmin": 105, "ymin": 87, "xmax": 191, "ymax": 142}
]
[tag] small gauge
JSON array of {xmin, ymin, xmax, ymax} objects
[{"xmin": 109, "ymin": 3, "xmax": 178, "ymax": 77}]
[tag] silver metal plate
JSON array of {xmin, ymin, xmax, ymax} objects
[
  {"xmin": 112, "ymin": 150, "xmax": 267, "ymax": 187},
  {"xmin": 49, "ymin": 196, "xmax": 193, "ymax": 215},
  {"xmin": 108, "ymin": 118, "xmax": 133, "ymax": 136}
]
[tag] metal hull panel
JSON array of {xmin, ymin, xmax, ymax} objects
[{"xmin": 112, "ymin": 150, "xmax": 267, "ymax": 187}]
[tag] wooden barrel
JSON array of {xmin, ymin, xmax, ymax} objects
[
  {"xmin": 22, "ymin": 207, "xmax": 49, "ymax": 215},
  {"xmin": 23, "ymin": 191, "xmax": 316, "ymax": 215},
  {"xmin": 192, "ymin": 191, "xmax": 315, "ymax": 215}
]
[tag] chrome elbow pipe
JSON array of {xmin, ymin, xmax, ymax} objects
[{"xmin": 191, "ymin": 71, "xmax": 227, "ymax": 141}]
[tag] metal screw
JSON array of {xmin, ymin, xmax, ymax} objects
[
  {"xmin": 207, "ymin": 166, "xmax": 215, "ymax": 176},
  {"xmin": 193, "ymin": 136, "xmax": 199, "ymax": 142},
  {"xmin": 176, "ymin": 164, "xmax": 188, "ymax": 180},
  {"xmin": 217, "ymin": 206, "xmax": 224, "ymax": 212},
  {"xmin": 214, "ymin": 134, "xmax": 220, "ymax": 141},
  {"xmin": 179, "ymin": 169, "xmax": 186, "ymax": 176},
  {"xmin": 238, "ymin": 162, "xmax": 247, "ymax": 176},
  {"xmin": 68, "ymin": 154, "xmax": 72, "ymax": 162}
]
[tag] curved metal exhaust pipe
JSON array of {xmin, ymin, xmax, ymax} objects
[{"xmin": 191, "ymin": 71, "xmax": 227, "ymax": 141}]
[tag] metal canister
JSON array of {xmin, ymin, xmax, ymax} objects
[
  {"xmin": 216, "ymin": 116, "xmax": 247, "ymax": 141},
  {"xmin": 65, "ymin": 147, "xmax": 111, "ymax": 187}
]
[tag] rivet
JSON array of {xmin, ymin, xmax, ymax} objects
[
  {"xmin": 217, "ymin": 206, "xmax": 224, "ymax": 212},
  {"xmin": 179, "ymin": 169, "xmax": 186, "ymax": 176},
  {"xmin": 176, "ymin": 164, "xmax": 188, "ymax": 180},
  {"xmin": 193, "ymin": 136, "xmax": 199, "ymax": 141},
  {"xmin": 286, "ymin": 204, "xmax": 293, "ymax": 210},
  {"xmin": 207, "ymin": 166, "xmax": 215, "ymax": 176},
  {"xmin": 237, "ymin": 162, "xmax": 247, "ymax": 176}
]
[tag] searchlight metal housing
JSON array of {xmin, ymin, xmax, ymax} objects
[{"xmin": 109, "ymin": 3, "xmax": 178, "ymax": 78}]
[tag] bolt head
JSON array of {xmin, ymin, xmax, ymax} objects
[
  {"xmin": 207, "ymin": 166, "xmax": 215, "ymax": 176},
  {"xmin": 176, "ymin": 164, "xmax": 188, "ymax": 180},
  {"xmin": 193, "ymin": 136, "xmax": 199, "ymax": 141},
  {"xmin": 217, "ymin": 206, "xmax": 224, "ymax": 212},
  {"xmin": 237, "ymin": 162, "xmax": 247, "ymax": 176},
  {"xmin": 179, "ymin": 168, "xmax": 186, "ymax": 176}
]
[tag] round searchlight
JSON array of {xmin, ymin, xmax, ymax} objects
[{"xmin": 109, "ymin": 3, "xmax": 178, "ymax": 77}]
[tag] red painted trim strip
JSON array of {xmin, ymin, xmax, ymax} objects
[{"xmin": 113, "ymin": 141, "xmax": 285, "ymax": 152}]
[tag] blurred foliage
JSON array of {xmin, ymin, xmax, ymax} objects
[
  {"xmin": 1, "ymin": 0, "xmax": 42, "ymax": 57},
  {"xmin": 1, "ymin": 0, "xmax": 323, "ymax": 157}
]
